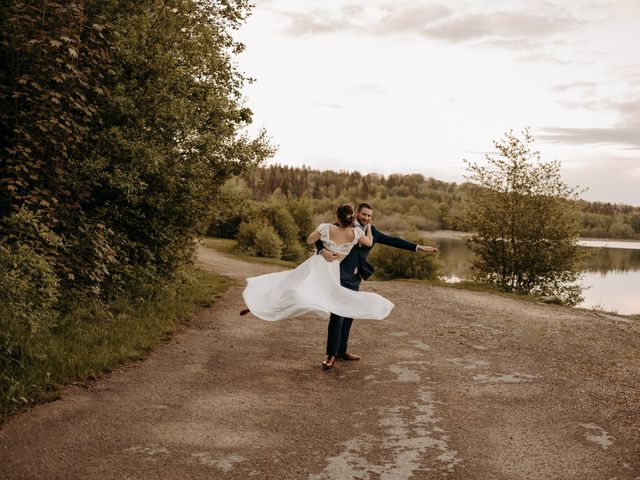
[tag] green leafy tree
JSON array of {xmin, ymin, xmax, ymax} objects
[
  {"xmin": 208, "ymin": 178, "xmax": 256, "ymax": 238},
  {"xmin": 463, "ymin": 128, "xmax": 584, "ymax": 305},
  {"xmin": 0, "ymin": 0, "xmax": 273, "ymax": 412}
]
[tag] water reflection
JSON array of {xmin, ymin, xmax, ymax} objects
[
  {"xmin": 423, "ymin": 232, "xmax": 640, "ymax": 315},
  {"xmin": 578, "ymin": 247, "xmax": 640, "ymax": 274},
  {"xmin": 580, "ymin": 271, "xmax": 640, "ymax": 315}
]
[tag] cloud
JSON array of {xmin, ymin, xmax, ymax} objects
[
  {"xmin": 278, "ymin": 3, "xmax": 451, "ymax": 37},
  {"xmin": 542, "ymin": 97, "xmax": 640, "ymax": 149},
  {"xmin": 311, "ymin": 102, "xmax": 342, "ymax": 109},
  {"xmin": 551, "ymin": 81, "xmax": 598, "ymax": 92},
  {"xmin": 344, "ymin": 82, "xmax": 389, "ymax": 95},
  {"xmin": 371, "ymin": 4, "xmax": 452, "ymax": 35},
  {"xmin": 515, "ymin": 51, "xmax": 572, "ymax": 64},
  {"xmin": 538, "ymin": 125, "xmax": 640, "ymax": 149},
  {"xmin": 422, "ymin": 10, "xmax": 576, "ymax": 43},
  {"xmin": 274, "ymin": 1, "xmax": 579, "ymax": 50}
]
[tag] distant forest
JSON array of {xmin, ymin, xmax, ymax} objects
[{"xmin": 232, "ymin": 164, "xmax": 640, "ymax": 240}]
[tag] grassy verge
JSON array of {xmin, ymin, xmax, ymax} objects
[
  {"xmin": 1, "ymin": 267, "xmax": 230, "ymax": 419},
  {"xmin": 200, "ymin": 237, "xmax": 298, "ymax": 268}
]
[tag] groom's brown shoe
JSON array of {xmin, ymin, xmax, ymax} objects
[
  {"xmin": 338, "ymin": 352, "xmax": 361, "ymax": 361},
  {"xmin": 322, "ymin": 356, "xmax": 336, "ymax": 369}
]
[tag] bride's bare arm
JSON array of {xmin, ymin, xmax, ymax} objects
[
  {"xmin": 359, "ymin": 225, "xmax": 373, "ymax": 247},
  {"xmin": 306, "ymin": 229, "xmax": 321, "ymax": 244}
]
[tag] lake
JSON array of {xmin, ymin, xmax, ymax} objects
[{"xmin": 422, "ymin": 231, "xmax": 640, "ymax": 316}]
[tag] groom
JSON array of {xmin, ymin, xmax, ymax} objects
[{"xmin": 316, "ymin": 202, "xmax": 438, "ymax": 369}]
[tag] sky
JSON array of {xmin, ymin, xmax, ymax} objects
[{"xmin": 234, "ymin": 0, "xmax": 640, "ymax": 206}]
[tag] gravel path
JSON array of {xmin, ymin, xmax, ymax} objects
[{"xmin": 1, "ymin": 245, "xmax": 639, "ymax": 479}]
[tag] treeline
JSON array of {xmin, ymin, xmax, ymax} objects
[
  {"xmin": 229, "ymin": 165, "xmax": 640, "ymax": 239},
  {"xmin": 0, "ymin": 1, "xmax": 270, "ymax": 414}
]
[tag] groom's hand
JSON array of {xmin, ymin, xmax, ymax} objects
[
  {"xmin": 417, "ymin": 245, "xmax": 439, "ymax": 254},
  {"xmin": 320, "ymin": 249, "xmax": 340, "ymax": 262}
]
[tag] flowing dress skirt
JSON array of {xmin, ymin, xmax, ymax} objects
[{"xmin": 242, "ymin": 254, "xmax": 394, "ymax": 321}]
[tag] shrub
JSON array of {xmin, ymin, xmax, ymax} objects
[
  {"xmin": 0, "ymin": 242, "xmax": 60, "ymax": 412},
  {"xmin": 264, "ymin": 202, "xmax": 304, "ymax": 261},
  {"xmin": 369, "ymin": 231, "xmax": 440, "ymax": 280},
  {"xmin": 236, "ymin": 220, "xmax": 283, "ymax": 259}
]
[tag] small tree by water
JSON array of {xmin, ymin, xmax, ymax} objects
[{"xmin": 464, "ymin": 129, "xmax": 584, "ymax": 305}]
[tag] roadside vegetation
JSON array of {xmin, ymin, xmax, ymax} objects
[
  {"xmin": 1, "ymin": 1, "xmax": 271, "ymax": 415},
  {"xmin": 1, "ymin": 267, "xmax": 230, "ymax": 418}
]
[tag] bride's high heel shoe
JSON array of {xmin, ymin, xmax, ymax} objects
[
  {"xmin": 239, "ymin": 308, "xmax": 250, "ymax": 316},
  {"xmin": 322, "ymin": 356, "xmax": 336, "ymax": 370}
]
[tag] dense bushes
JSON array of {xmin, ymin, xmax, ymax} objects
[
  {"xmin": 210, "ymin": 179, "xmax": 313, "ymax": 261},
  {"xmin": 0, "ymin": 1, "xmax": 271, "ymax": 414},
  {"xmin": 368, "ymin": 231, "xmax": 440, "ymax": 280},
  {"xmin": 235, "ymin": 201, "xmax": 309, "ymax": 261},
  {"xmin": 237, "ymin": 220, "xmax": 284, "ymax": 259}
]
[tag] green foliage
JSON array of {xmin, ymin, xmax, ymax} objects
[
  {"xmin": 236, "ymin": 219, "xmax": 284, "ymax": 259},
  {"xmin": 207, "ymin": 178, "xmax": 257, "ymax": 238},
  {"xmin": 234, "ymin": 165, "xmax": 640, "ymax": 240},
  {"xmin": 463, "ymin": 129, "xmax": 584, "ymax": 305},
  {"xmin": 1, "ymin": 266, "xmax": 229, "ymax": 416},
  {"xmin": 0, "ymin": 242, "xmax": 60, "ymax": 411},
  {"xmin": 283, "ymin": 196, "xmax": 315, "ymax": 243},
  {"xmin": 0, "ymin": 209, "xmax": 62, "ymax": 409},
  {"xmin": 1, "ymin": 0, "xmax": 273, "ymax": 292},
  {"xmin": 263, "ymin": 201, "xmax": 305, "ymax": 261},
  {"xmin": 209, "ymin": 179, "xmax": 311, "ymax": 261},
  {"xmin": 0, "ymin": 1, "xmax": 272, "ymax": 413},
  {"xmin": 369, "ymin": 231, "xmax": 440, "ymax": 280}
]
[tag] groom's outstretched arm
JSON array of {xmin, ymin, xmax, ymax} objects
[{"xmin": 372, "ymin": 226, "xmax": 418, "ymax": 251}]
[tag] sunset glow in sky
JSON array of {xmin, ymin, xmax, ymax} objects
[{"xmin": 236, "ymin": 0, "xmax": 640, "ymax": 205}]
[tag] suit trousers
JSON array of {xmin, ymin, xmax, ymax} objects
[{"xmin": 326, "ymin": 279, "xmax": 360, "ymax": 356}]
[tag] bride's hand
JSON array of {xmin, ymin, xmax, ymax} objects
[{"xmin": 320, "ymin": 249, "xmax": 340, "ymax": 262}]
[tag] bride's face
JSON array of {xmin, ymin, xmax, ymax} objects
[{"xmin": 357, "ymin": 208, "xmax": 373, "ymax": 226}]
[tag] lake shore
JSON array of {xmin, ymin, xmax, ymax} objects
[{"xmin": 423, "ymin": 230, "xmax": 640, "ymax": 247}]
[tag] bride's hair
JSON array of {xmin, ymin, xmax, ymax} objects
[{"xmin": 336, "ymin": 204, "xmax": 356, "ymax": 227}]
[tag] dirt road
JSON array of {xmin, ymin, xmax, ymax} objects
[{"xmin": 1, "ymin": 245, "xmax": 639, "ymax": 479}]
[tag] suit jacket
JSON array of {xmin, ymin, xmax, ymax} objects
[{"xmin": 316, "ymin": 225, "xmax": 417, "ymax": 286}]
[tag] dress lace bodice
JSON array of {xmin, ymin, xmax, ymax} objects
[{"xmin": 317, "ymin": 223, "xmax": 363, "ymax": 257}]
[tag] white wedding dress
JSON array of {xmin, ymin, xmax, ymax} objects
[{"xmin": 242, "ymin": 223, "xmax": 394, "ymax": 321}]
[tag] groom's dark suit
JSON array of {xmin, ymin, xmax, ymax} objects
[{"xmin": 316, "ymin": 224, "xmax": 418, "ymax": 356}]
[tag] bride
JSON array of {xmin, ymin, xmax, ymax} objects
[{"xmin": 241, "ymin": 204, "xmax": 394, "ymax": 323}]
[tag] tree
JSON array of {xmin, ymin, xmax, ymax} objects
[
  {"xmin": 0, "ymin": 0, "xmax": 273, "ymax": 412},
  {"xmin": 463, "ymin": 128, "xmax": 584, "ymax": 305}
]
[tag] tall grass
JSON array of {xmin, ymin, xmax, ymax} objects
[{"xmin": 1, "ymin": 268, "xmax": 230, "ymax": 418}]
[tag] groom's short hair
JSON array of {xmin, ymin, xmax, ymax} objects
[{"xmin": 358, "ymin": 202, "xmax": 373, "ymax": 211}]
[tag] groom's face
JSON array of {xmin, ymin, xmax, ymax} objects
[{"xmin": 357, "ymin": 207, "xmax": 373, "ymax": 226}]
